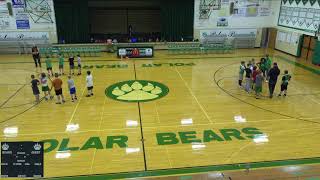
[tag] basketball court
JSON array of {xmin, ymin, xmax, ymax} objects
[{"xmin": 0, "ymin": 49, "xmax": 320, "ymax": 179}]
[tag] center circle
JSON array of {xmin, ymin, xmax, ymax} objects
[{"xmin": 105, "ymin": 80, "xmax": 169, "ymax": 102}]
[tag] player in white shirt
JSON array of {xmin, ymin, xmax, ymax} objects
[
  {"xmin": 86, "ymin": 71, "xmax": 93, "ymax": 97},
  {"xmin": 77, "ymin": 54, "xmax": 82, "ymax": 75}
]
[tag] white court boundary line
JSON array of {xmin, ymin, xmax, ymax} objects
[
  {"xmin": 175, "ymin": 67, "xmax": 214, "ymax": 124},
  {"xmin": 89, "ymin": 95, "xmax": 107, "ymax": 174},
  {"xmin": 67, "ymin": 70, "xmax": 94, "ymax": 125}
]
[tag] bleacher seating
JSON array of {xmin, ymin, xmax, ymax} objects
[
  {"xmin": 39, "ymin": 46, "xmax": 102, "ymax": 57},
  {"xmin": 168, "ymin": 43, "xmax": 201, "ymax": 54},
  {"xmin": 167, "ymin": 42, "xmax": 235, "ymax": 55},
  {"xmin": 0, "ymin": 39, "xmax": 49, "ymax": 54}
]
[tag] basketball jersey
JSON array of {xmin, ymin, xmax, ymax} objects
[
  {"xmin": 282, "ymin": 74, "xmax": 291, "ymax": 85},
  {"xmin": 41, "ymin": 77, "xmax": 48, "ymax": 87}
]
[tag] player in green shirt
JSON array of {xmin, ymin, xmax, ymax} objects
[
  {"xmin": 58, "ymin": 54, "xmax": 64, "ymax": 75},
  {"xmin": 264, "ymin": 54, "xmax": 272, "ymax": 82},
  {"xmin": 258, "ymin": 58, "xmax": 267, "ymax": 77},
  {"xmin": 45, "ymin": 56, "xmax": 53, "ymax": 76},
  {"xmin": 238, "ymin": 61, "xmax": 246, "ymax": 87},
  {"xmin": 278, "ymin": 70, "xmax": 291, "ymax": 97}
]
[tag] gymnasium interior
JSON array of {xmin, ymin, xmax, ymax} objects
[{"xmin": 0, "ymin": 0, "xmax": 320, "ymax": 179}]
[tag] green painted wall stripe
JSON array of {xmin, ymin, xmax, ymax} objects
[
  {"xmin": 276, "ymin": 55, "xmax": 320, "ymax": 75},
  {"xmin": 45, "ymin": 157, "xmax": 320, "ymax": 180},
  {"xmin": 278, "ymin": 24, "xmax": 315, "ymax": 34}
]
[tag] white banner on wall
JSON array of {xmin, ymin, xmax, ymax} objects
[
  {"xmin": 200, "ymin": 28, "xmax": 257, "ymax": 39},
  {"xmin": 0, "ymin": 31, "xmax": 49, "ymax": 40}
]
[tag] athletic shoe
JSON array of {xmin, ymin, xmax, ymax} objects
[
  {"xmin": 62, "ymin": 100, "xmax": 66, "ymax": 103},
  {"xmin": 56, "ymin": 102, "xmax": 61, "ymax": 104},
  {"xmin": 86, "ymin": 95, "xmax": 91, "ymax": 97},
  {"xmin": 278, "ymin": 94, "xmax": 281, "ymax": 97},
  {"xmin": 284, "ymin": 94, "xmax": 287, "ymax": 97}
]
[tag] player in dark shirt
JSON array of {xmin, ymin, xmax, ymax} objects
[
  {"xmin": 267, "ymin": 63, "xmax": 280, "ymax": 98},
  {"xmin": 244, "ymin": 64, "xmax": 252, "ymax": 92},
  {"xmin": 31, "ymin": 75, "xmax": 40, "ymax": 103},
  {"xmin": 69, "ymin": 56, "xmax": 75, "ymax": 75},
  {"xmin": 32, "ymin": 46, "xmax": 41, "ymax": 68}
]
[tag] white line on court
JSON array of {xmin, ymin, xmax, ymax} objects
[
  {"xmin": 89, "ymin": 95, "xmax": 107, "ymax": 174},
  {"xmin": 67, "ymin": 70, "xmax": 94, "ymax": 125},
  {"xmin": 154, "ymin": 102, "xmax": 161, "ymax": 123},
  {"xmin": 175, "ymin": 67, "xmax": 214, "ymax": 124},
  {"xmin": 290, "ymin": 81, "xmax": 320, "ymax": 105},
  {"xmin": 4, "ymin": 117, "xmax": 320, "ymax": 137},
  {"xmin": 225, "ymin": 142, "xmax": 253, "ymax": 164},
  {"xmin": 225, "ymin": 124, "xmax": 320, "ymax": 164},
  {"xmin": 165, "ymin": 147, "xmax": 173, "ymax": 168}
]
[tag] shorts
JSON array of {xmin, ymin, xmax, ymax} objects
[
  {"xmin": 281, "ymin": 84, "xmax": 288, "ymax": 91},
  {"xmin": 32, "ymin": 87, "xmax": 40, "ymax": 95},
  {"xmin": 59, "ymin": 65, "xmax": 64, "ymax": 69},
  {"xmin": 55, "ymin": 88, "xmax": 63, "ymax": 95},
  {"xmin": 42, "ymin": 86, "xmax": 49, "ymax": 92},
  {"xmin": 47, "ymin": 67, "xmax": 52, "ymax": 71},
  {"xmin": 239, "ymin": 73, "xmax": 244, "ymax": 81},
  {"xmin": 70, "ymin": 87, "xmax": 76, "ymax": 94},
  {"xmin": 255, "ymin": 86, "xmax": 262, "ymax": 93},
  {"xmin": 33, "ymin": 55, "xmax": 40, "ymax": 60},
  {"xmin": 70, "ymin": 64, "xmax": 74, "ymax": 69},
  {"xmin": 87, "ymin": 86, "xmax": 93, "ymax": 90},
  {"xmin": 78, "ymin": 64, "xmax": 82, "ymax": 68}
]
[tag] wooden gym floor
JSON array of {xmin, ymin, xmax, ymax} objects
[{"xmin": 0, "ymin": 49, "xmax": 320, "ymax": 179}]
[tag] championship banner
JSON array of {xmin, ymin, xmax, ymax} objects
[{"xmin": 117, "ymin": 47, "xmax": 154, "ymax": 58}]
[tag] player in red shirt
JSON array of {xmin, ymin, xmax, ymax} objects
[{"xmin": 252, "ymin": 66, "xmax": 258, "ymax": 90}]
